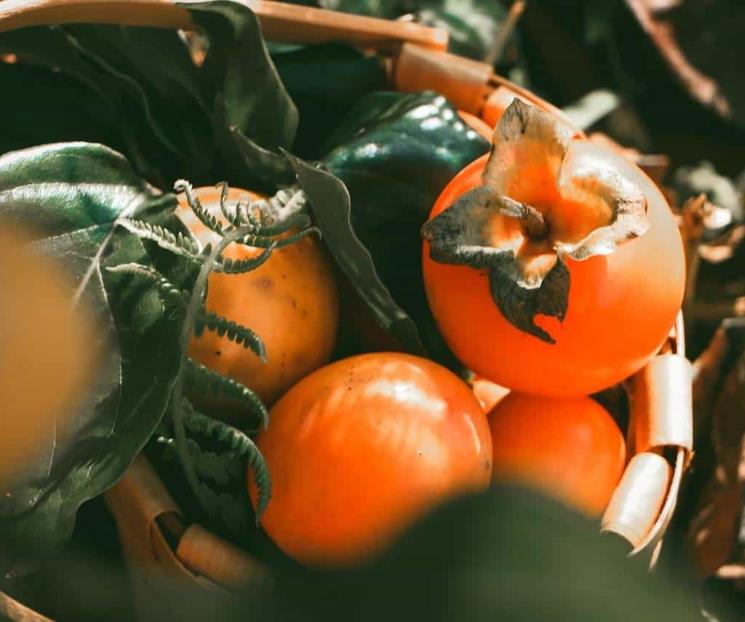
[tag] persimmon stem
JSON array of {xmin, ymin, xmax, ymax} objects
[{"xmin": 497, "ymin": 196, "xmax": 548, "ymax": 240}]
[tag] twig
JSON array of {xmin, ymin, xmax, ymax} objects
[{"xmin": 486, "ymin": 0, "xmax": 526, "ymax": 66}]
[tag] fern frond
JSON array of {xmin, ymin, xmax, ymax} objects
[
  {"xmin": 195, "ymin": 309, "xmax": 266, "ymax": 361},
  {"xmin": 185, "ymin": 438, "xmax": 233, "ymax": 487},
  {"xmin": 107, "ymin": 263, "xmax": 189, "ymax": 308},
  {"xmin": 174, "ymin": 179, "xmax": 224, "ymax": 236},
  {"xmin": 216, "ymin": 181, "xmax": 235, "ymax": 225},
  {"xmin": 198, "ymin": 484, "xmax": 252, "ymax": 537},
  {"xmin": 231, "ymin": 186, "xmax": 308, "ymax": 233},
  {"xmin": 275, "ymin": 226, "xmax": 322, "ymax": 248},
  {"xmin": 184, "ymin": 358, "xmax": 269, "ymax": 429},
  {"xmin": 235, "ymin": 225, "xmax": 320, "ymax": 250},
  {"xmin": 119, "ymin": 218, "xmax": 202, "ymax": 259},
  {"xmin": 183, "ymin": 404, "xmax": 271, "ymax": 521},
  {"xmin": 214, "ymin": 243, "xmax": 276, "ymax": 274}
]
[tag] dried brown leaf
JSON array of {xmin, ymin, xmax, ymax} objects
[{"xmin": 689, "ymin": 319, "xmax": 745, "ymax": 577}]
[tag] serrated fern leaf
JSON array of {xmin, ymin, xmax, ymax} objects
[
  {"xmin": 119, "ymin": 218, "xmax": 202, "ymax": 259},
  {"xmin": 107, "ymin": 263, "xmax": 189, "ymax": 308},
  {"xmin": 231, "ymin": 186, "xmax": 308, "ymax": 234},
  {"xmin": 236, "ymin": 225, "xmax": 321, "ymax": 251},
  {"xmin": 183, "ymin": 406, "xmax": 271, "ymax": 521},
  {"xmin": 195, "ymin": 309, "xmax": 266, "ymax": 361},
  {"xmin": 184, "ymin": 359, "xmax": 268, "ymax": 429},
  {"xmin": 198, "ymin": 485, "xmax": 252, "ymax": 538},
  {"xmin": 185, "ymin": 439, "xmax": 233, "ymax": 487},
  {"xmin": 214, "ymin": 243, "xmax": 276, "ymax": 274},
  {"xmin": 216, "ymin": 181, "xmax": 236, "ymax": 224},
  {"xmin": 174, "ymin": 179, "xmax": 225, "ymax": 236}
]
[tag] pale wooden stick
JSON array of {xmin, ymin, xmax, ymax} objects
[{"xmin": 0, "ymin": 592, "xmax": 53, "ymax": 622}]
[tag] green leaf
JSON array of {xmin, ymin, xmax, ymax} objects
[
  {"xmin": 63, "ymin": 24, "xmax": 214, "ymax": 181},
  {"xmin": 285, "ymin": 152, "xmax": 425, "ymax": 355},
  {"xmin": 212, "ymin": 100, "xmax": 295, "ymax": 194},
  {"xmin": 0, "ymin": 24, "xmax": 210, "ymax": 189},
  {"xmin": 0, "ymin": 143, "xmax": 184, "ymax": 548},
  {"xmin": 184, "ymin": 0, "xmax": 298, "ymax": 151},
  {"xmin": 320, "ymin": 91, "xmax": 489, "ymax": 360},
  {"xmin": 0, "ymin": 3, "xmax": 298, "ymax": 190},
  {"xmin": 272, "ymin": 43, "xmax": 388, "ymax": 158},
  {"xmin": 0, "ymin": 31, "xmax": 124, "ymax": 164}
]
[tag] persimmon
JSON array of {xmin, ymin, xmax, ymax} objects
[
  {"xmin": 488, "ymin": 392, "xmax": 626, "ymax": 517},
  {"xmin": 422, "ymin": 99, "xmax": 685, "ymax": 396},
  {"xmin": 176, "ymin": 186, "xmax": 339, "ymax": 407},
  {"xmin": 249, "ymin": 352, "xmax": 492, "ymax": 566}
]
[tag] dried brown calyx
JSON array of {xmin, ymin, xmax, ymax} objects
[{"xmin": 422, "ymin": 99, "xmax": 650, "ymax": 344}]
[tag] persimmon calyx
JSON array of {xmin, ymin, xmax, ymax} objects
[{"xmin": 421, "ymin": 99, "xmax": 650, "ymax": 344}]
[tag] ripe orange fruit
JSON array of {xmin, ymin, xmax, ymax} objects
[
  {"xmin": 422, "ymin": 99, "xmax": 685, "ymax": 396},
  {"xmin": 177, "ymin": 186, "xmax": 339, "ymax": 408},
  {"xmin": 249, "ymin": 352, "xmax": 492, "ymax": 566},
  {"xmin": 488, "ymin": 392, "xmax": 626, "ymax": 516}
]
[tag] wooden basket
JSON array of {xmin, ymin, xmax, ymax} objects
[{"xmin": 0, "ymin": 0, "xmax": 693, "ymax": 601}]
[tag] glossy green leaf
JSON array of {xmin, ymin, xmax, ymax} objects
[
  {"xmin": 0, "ymin": 142, "xmax": 185, "ymax": 548},
  {"xmin": 320, "ymin": 91, "xmax": 489, "ymax": 361},
  {"xmin": 0, "ymin": 2, "xmax": 298, "ymax": 191}
]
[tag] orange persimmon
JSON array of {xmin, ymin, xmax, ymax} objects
[
  {"xmin": 177, "ymin": 186, "xmax": 339, "ymax": 407},
  {"xmin": 488, "ymin": 392, "xmax": 626, "ymax": 516},
  {"xmin": 422, "ymin": 99, "xmax": 685, "ymax": 396},
  {"xmin": 249, "ymin": 352, "xmax": 492, "ymax": 566}
]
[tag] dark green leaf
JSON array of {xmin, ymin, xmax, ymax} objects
[
  {"xmin": 320, "ymin": 91, "xmax": 488, "ymax": 361},
  {"xmin": 272, "ymin": 44, "xmax": 388, "ymax": 159},
  {"xmin": 285, "ymin": 152, "xmax": 426, "ymax": 355},
  {"xmin": 0, "ymin": 62, "xmax": 120, "ymax": 164},
  {"xmin": 0, "ymin": 3, "xmax": 297, "ymax": 190},
  {"xmin": 0, "ymin": 143, "xmax": 184, "ymax": 548},
  {"xmin": 185, "ymin": 0, "xmax": 298, "ymax": 150},
  {"xmin": 63, "ymin": 24, "xmax": 213, "ymax": 180},
  {"xmin": 211, "ymin": 96, "xmax": 295, "ymax": 194},
  {"xmin": 0, "ymin": 24, "xmax": 210, "ymax": 188}
]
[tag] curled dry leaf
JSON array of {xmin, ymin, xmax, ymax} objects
[
  {"xmin": 688, "ymin": 319, "xmax": 745, "ymax": 577},
  {"xmin": 422, "ymin": 99, "xmax": 649, "ymax": 343}
]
